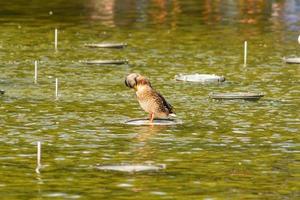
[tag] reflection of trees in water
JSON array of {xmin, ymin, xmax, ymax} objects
[
  {"xmin": 282, "ymin": 0, "xmax": 300, "ymax": 30},
  {"xmin": 87, "ymin": 0, "xmax": 116, "ymax": 27},
  {"xmin": 85, "ymin": 0, "xmax": 300, "ymax": 29},
  {"xmin": 87, "ymin": 0, "xmax": 137, "ymax": 27},
  {"xmin": 149, "ymin": 0, "xmax": 181, "ymax": 28},
  {"xmin": 238, "ymin": 0, "xmax": 270, "ymax": 24},
  {"xmin": 149, "ymin": 0, "xmax": 168, "ymax": 25},
  {"xmin": 3, "ymin": 0, "xmax": 299, "ymax": 29},
  {"xmin": 86, "ymin": 0, "xmax": 181, "ymax": 28},
  {"xmin": 114, "ymin": 0, "xmax": 137, "ymax": 26}
]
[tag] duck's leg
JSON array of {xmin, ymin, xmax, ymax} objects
[{"xmin": 149, "ymin": 112, "xmax": 154, "ymax": 123}]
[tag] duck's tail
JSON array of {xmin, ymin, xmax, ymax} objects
[{"xmin": 169, "ymin": 113, "xmax": 176, "ymax": 117}]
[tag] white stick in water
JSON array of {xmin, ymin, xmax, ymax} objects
[
  {"xmin": 298, "ymin": 35, "xmax": 300, "ymax": 45},
  {"xmin": 55, "ymin": 28, "xmax": 58, "ymax": 51},
  {"xmin": 35, "ymin": 141, "xmax": 41, "ymax": 174},
  {"xmin": 55, "ymin": 78, "xmax": 58, "ymax": 100},
  {"xmin": 244, "ymin": 41, "xmax": 247, "ymax": 66},
  {"xmin": 34, "ymin": 61, "xmax": 38, "ymax": 84}
]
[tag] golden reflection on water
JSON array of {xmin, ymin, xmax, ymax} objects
[
  {"xmin": 87, "ymin": 0, "xmax": 116, "ymax": 27},
  {"xmin": 84, "ymin": 0, "xmax": 300, "ymax": 31}
]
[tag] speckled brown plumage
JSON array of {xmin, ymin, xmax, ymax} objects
[{"xmin": 125, "ymin": 73, "xmax": 175, "ymax": 122}]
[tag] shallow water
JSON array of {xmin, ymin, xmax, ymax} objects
[{"xmin": 0, "ymin": 0, "xmax": 299, "ymax": 199}]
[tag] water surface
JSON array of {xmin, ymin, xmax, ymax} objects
[{"xmin": 0, "ymin": 0, "xmax": 299, "ymax": 199}]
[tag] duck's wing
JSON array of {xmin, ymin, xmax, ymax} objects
[{"xmin": 156, "ymin": 92, "xmax": 175, "ymax": 114}]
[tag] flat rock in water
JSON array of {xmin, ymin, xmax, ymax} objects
[
  {"xmin": 124, "ymin": 118, "xmax": 181, "ymax": 126},
  {"xmin": 210, "ymin": 92, "xmax": 264, "ymax": 100},
  {"xmin": 96, "ymin": 164, "xmax": 166, "ymax": 172},
  {"xmin": 284, "ymin": 57, "xmax": 300, "ymax": 64},
  {"xmin": 0, "ymin": 90, "xmax": 4, "ymax": 95},
  {"xmin": 175, "ymin": 74, "xmax": 225, "ymax": 83},
  {"xmin": 85, "ymin": 43, "xmax": 127, "ymax": 48},
  {"xmin": 81, "ymin": 60, "xmax": 128, "ymax": 65}
]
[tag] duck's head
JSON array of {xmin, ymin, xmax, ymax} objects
[{"xmin": 125, "ymin": 73, "xmax": 151, "ymax": 90}]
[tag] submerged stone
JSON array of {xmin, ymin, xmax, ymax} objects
[
  {"xmin": 96, "ymin": 164, "xmax": 166, "ymax": 172},
  {"xmin": 284, "ymin": 57, "xmax": 300, "ymax": 64},
  {"xmin": 124, "ymin": 118, "xmax": 181, "ymax": 126},
  {"xmin": 84, "ymin": 43, "xmax": 127, "ymax": 48},
  {"xmin": 81, "ymin": 60, "xmax": 128, "ymax": 65},
  {"xmin": 175, "ymin": 73, "xmax": 225, "ymax": 83},
  {"xmin": 210, "ymin": 92, "xmax": 264, "ymax": 101},
  {"xmin": 0, "ymin": 90, "xmax": 4, "ymax": 95}
]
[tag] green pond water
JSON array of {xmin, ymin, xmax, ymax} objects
[{"xmin": 0, "ymin": 0, "xmax": 299, "ymax": 199}]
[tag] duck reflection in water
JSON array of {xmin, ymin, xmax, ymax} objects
[
  {"xmin": 134, "ymin": 125, "xmax": 167, "ymax": 142},
  {"xmin": 130, "ymin": 125, "xmax": 168, "ymax": 169},
  {"xmin": 125, "ymin": 73, "xmax": 176, "ymax": 123}
]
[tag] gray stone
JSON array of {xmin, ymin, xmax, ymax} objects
[{"xmin": 175, "ymin": 73, "xmax": 225, "ymax": 83}]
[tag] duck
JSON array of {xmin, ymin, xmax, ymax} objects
[{"xmin": 125, "ymin": 73, "xmax": 175, "ymax": 123}]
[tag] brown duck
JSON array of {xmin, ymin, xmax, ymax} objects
[{"xmin": 125, "ymin": 73, "xmax": 175, "ymax": 123}]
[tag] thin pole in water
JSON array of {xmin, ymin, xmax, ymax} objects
[
  {"xmin": 55, "ymin": 78, "xmax": 58, "ymax": 100},
  {"xmin": 298, "ymin": 35, "xmax": 300, "ymax": 45},
  {"xmin": 55, "ymin": 28, "xmax": 58, "ymax": 51},
  {"xmin": 34, "ymin": 61, "xmax": 38, "ymax": 84},
  {"xmin": 244, "ymin": 41, "xmax": 247, "ymax": 67},
  {"xmin": 35, "ymin": 141, "xmax": 41, "ymax": 174}
]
